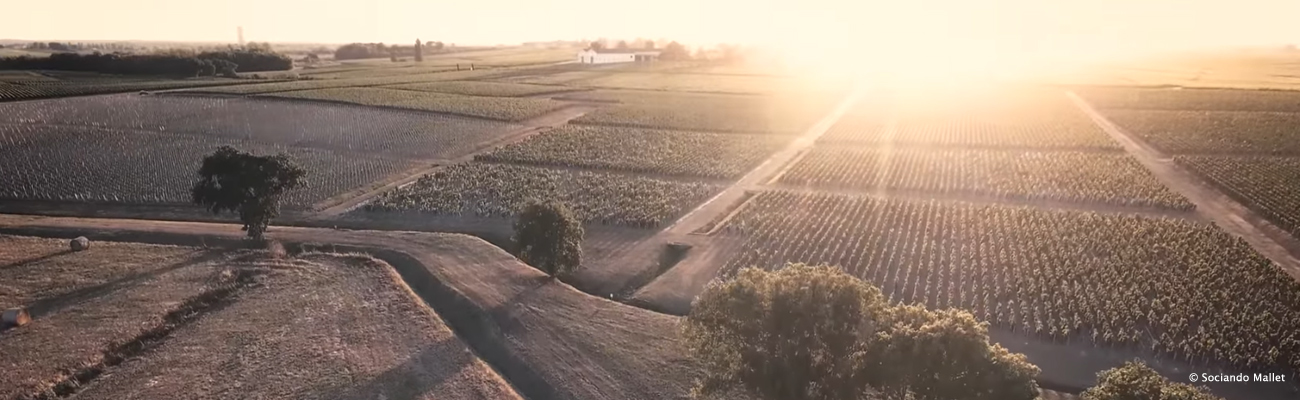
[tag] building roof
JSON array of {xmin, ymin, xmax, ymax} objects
[{"xmin": 583, "ymin": 48, "xmax": 660, "ymax": 55}]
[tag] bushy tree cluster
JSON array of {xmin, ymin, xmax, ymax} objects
[
  {"xmin": 0, "ymin": 48, "xmax": 291, "ymax": 76},
  {"xmin": 685, "ymin": 264, "xmax": 1224, "ymax": 400},
  {"xmin": 197, "ymin": 47, "xmax": 292, "ymax": 72},
  {"xmin": 334, "ymin": 41, "xmax": 443, "ymax": 61}
]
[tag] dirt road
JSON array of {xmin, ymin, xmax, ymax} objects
[
  {"xmin": 1066, "ymin": 91, "xmax": 1300, "ymax": 280},
  {"xmin": 0, "ymin": 214, "xmax": 718, "ymax": 400}
]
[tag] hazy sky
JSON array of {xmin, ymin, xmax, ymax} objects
[{"xmin": 6, "ymin": 0, "xmax": 1299, "ymax": 55}]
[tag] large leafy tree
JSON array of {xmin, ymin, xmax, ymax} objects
[
  {"xmin": 1081, "ymin": 361, "xmax": 1222, "ymax": 400},
  {"xmin": 866, "ymin": 306, "xmax": 1040, "ymax": 400},
  {"xmin": 191, "ymin": 146, "xmax": 306, "ymax": 239},
  {"xmin": 683, "ymin": 264, "xmax": 888, "ymax": 400},
  {"xmin": 685, "ymin": 264, "xmax": 1041, "ymax": 400},
  {"xmin": 513, "ymin": 201, "xmax": 583, "ymax": 276}
]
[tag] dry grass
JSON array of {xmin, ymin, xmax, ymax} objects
[
  {"xmin": 71, "ymin": 252, "xmax": 519, "ymax": 400},
  {"xmin": 0, "ymin": 235, "xmax": 517, "ymax": 400},
  {"xmin": 0, "ymin": 236, "xmax": 232, "ymax": 399}
]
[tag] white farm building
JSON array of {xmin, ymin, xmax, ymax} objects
[{"xmin": 577, "ymin": 49, "xmax": 660, "ymax": 64}]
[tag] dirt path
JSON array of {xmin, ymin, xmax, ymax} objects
[
  {"xmin": 0, "ymin": 214, "xmax": 727, "ymax": 400},
  {"xmin": 1066, "ymin": 91, "xmax": 1300, "ymax": 280},
  {"xmin": 312, "ymin": 104, "xmax": 598, "ymax": 217},
  {"xmin": 563, "ymin": 89, "xmax": 864, "ymax": 298}
]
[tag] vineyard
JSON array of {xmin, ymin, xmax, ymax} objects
[
  {"xmin": 178, "ymin": 69, "xmax": 502, "ymax": 95},
  {"xmin": 576, "ymin": 72, "xmax": 798, "ymax": 94},
  {"xmin": 819, "ymin": 120, "xmax": 1121, "ymax": 149},
  {"xmin": 1080, "ymin": 87, "xmax": 1300, "ymax": 112},
  {"xmin": 1176, "ymin": 155, "xmax": 1300, "ymax": 237},
  {"xmin": 778, "ymin": 147, "xmax": 1194, "ymax": 209},
  {"xmin": 259, "ymin": 87, "xmax": 564, "ymax": 121},
  {"xmin": 475, "ymin": 125, "xmax": 791, "ymax": 179},
  {"xmin": 380, "ymin": 81, "xmax": 578, "ymax": 97},
  {"xmin": 0, "ymin": 94, "xmax": 521, "ymax": 160},
  {"xmin": 717, "ymin": 190, "xmax": 1300, "ymax": 376},
  {"xmin": 0, "ymin": 78, "xmax": 254, "ymax": 102},
  {"xmin": 0, "ymin": 125, "xmax": 412, "ymax": 206},
  {"xmin": 1103, "ymin": 109, "xmax": 1300, "ymax": 155},
  {"xmin": 365, "ymin": 162, "xmax": 723, "ymax": 228},
  {"xmin": 571, "ymin": 90, "xmax": 833, "ymax": 134}
]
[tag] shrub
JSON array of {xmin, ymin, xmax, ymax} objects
[{"xmin": 1081, "ymin": 361, "xmax": 1222, "ymax": 400}]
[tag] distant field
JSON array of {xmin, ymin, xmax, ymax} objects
[
  {"xmin": 1079, "ymin": 87, "xmax": 1300, "ymax": 112},
  {"xmin": 0, "ymin": 124, "xmax": 412, "ymax": 206},
  {"xmin": 505, "ymin": 70, "xmax": 800, "ymax": 95},
  {"xmin": 570, "ymin": 90, "xmax": 836, "ymax": 134},
  {"xmin": 179, "ymin": 69, "xmax": 503, "ymax": 95},
  {"xmin": 366, "ymin": 162, "xmax": 723, "ymax": 228},
  {"xmin": 1101, "ymin": 109, "xmax": 1300, "ymax": 155},
  {"xmin": 381, "ymin": 80, "xmax": 578, "ymax": 97},
  {"xmin": 779, "ymin": 147, "xmax": 1192, "ymax": 209},
  {"xmin": 259, "ymin": 87, "xmax": 564, "ymax": 121},
  {"xmin": 476, "ymin": 125, "xmax": 792, "ymax": 179},
  {"xmin": 0, "ymin": 94, "xmax": 532, "ymax": 206}
]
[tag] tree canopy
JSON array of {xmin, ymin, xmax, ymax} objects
[
  {"xmin": 1081, "ymin": 361, "xmax": 1222, "ymax": 400},
  {"xmin": 684, "ymin": 264, "xmax": 887, "ymax": 400},
  {"xmin": 513, "ymin": 201, "xmax": 584, "ymax": 276},
  {"xmin": 0, "ymin": 47, "xmax": 291, "ymax": 76},
  {"xmin": 684, "ymin": 264, "xmax": 1041, "ymax": 400},
  {"xmin": 191, "ymin": 146, "xmax": 306, "ymax": 239}
]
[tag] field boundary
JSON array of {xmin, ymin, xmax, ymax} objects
[
  {"xmin": 1067, "ymin": 90, "xmax": 1300, "ymax": 280},
  {"xmin": 0, "ymin": 214, "xmax": 1093, "ymax": 400}
]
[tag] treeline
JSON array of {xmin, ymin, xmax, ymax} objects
[
  {"xmin": 0, "ymin": 48, "xmax": 292, "ymax": 77},
  {"xmin": 334, "ymin": 41, "xmax": 446, "ymax": 60}
]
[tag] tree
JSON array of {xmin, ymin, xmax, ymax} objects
[
  {"xmin": 865, "ymin": 306, "xmax": 1040, "ymax": 400},
  {"xmin": 414, "ymin": 39, "xmax": 424, "ymax": 62},
  {"xmin": 683, "ymin": 264, "xmax": 888, "ymax": 400},
  {"xmin": 1081, "ymin": 361, "xmax": 1222, "ymax": 400},
  {"xmin": 660, "ymin": 41, "xmax": 690, "ymax": 61},
  {"xmin": 685, "ymin": 264, "xmax": 1042, "ymax": 400},
  {"xmin": 513, "ymin": 201, "xmax": 583, "ymax": 276},
  {"xmin": 191, "ymin": 146, "xmax": 306, "ymax": 239},
  {"xmin": 589, "ymin": 40, "xmax": 605, "ymax": 51},
  {"xmin": 616, "ymin": 40, "xmax": 629, "ymax": 50}
]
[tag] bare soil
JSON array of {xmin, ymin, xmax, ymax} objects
[
  {"xmin": 0, "ymin": 234, "xmax": 519, "ymax": 400},
  {"xmin": 0, "ymin": 215, "xmax": 737, "ymax": 400},
  {"xmin": 72, "ymin": 253, "xmax": 520, "ymax": 400},
  {"xmin": 0, "ymin": 238, "xmax": 232, "ymax": 399}
]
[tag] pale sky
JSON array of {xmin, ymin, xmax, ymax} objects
[{"xmin": 5, "ymin": 0, "xmax": 1299, "ymax": 56}]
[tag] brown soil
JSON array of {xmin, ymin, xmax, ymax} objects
[
  {"xmin": 0, "ymin": 238, "xmax": 232, "ymax": 399},
  {"xmin": 71, "ymin": 253, "xmax": 520, "ymax": 400},
  {"xmin": 0, "ymin": 215, "xmax": 734, "ymax": 400}
]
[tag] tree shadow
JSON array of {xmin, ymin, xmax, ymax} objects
[
  {"xmin": 25, "ymin": 249, "xmax": 229, "ymax": 319},
  {"xmin": 314, "ymin": 337, "xmax": 476, "ymax": 400},
  {"xmin": 0, "ymin": 249, "xmax": 75, "ymax": 270}
]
